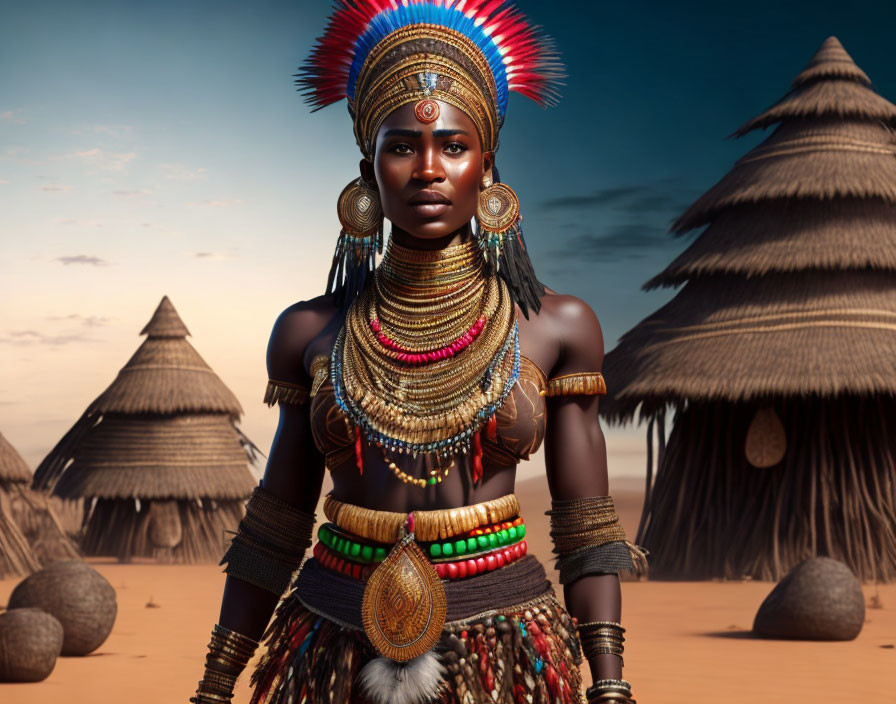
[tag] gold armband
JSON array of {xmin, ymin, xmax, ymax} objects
[
  {"xmin": 263, "ymin": 379, "xmax": 310, "ymax": 406},
  {"xmin": 541, "ymin": 371, "xmax": 607, "ymax": 397}
]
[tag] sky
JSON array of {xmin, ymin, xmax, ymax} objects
[{"xmin": 2, "ymin": 0, "xmax": 896, "ymax": 482}]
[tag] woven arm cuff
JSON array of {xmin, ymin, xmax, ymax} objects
[
  {"xmin": 541, "ymin": 372, "xmax": 606, "ymax": 397},
  {"xmin": 220, "ymin": 486, "xmax": 316, "ymax": 597},
  {"xmin": 264, "ymin": 379, "xmax": 310, "ymax": 406},
  {"xmin": 557, "ymin": 541, "xmax": 648, "ymax": 585},
  {"xmin": 547, "ymin": 495, "xmax": 649, "ymax": 581}
]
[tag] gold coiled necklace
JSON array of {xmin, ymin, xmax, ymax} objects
[{"xmin": 330, "ymin": 236, "xmax": 520, "ymax": 485}]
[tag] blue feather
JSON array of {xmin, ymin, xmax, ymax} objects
[{"xmin": 346, "ymin": 3, "xmax": 510, "ymax": 115}]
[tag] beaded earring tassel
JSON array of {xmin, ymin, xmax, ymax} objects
[
  {"xmin": 328, "ymin": 178, "xmax": 384, "ymax": 311},
  {"xmin": 476, "ymin": 165, "xmax": 545, "ymax": 319}
]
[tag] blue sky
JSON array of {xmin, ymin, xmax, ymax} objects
[{"xmin": 2, "ymin": 0, "xmax": 895, "ymax": 476}]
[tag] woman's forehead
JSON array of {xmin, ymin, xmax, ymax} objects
[{"xmin": 378, "ymin": 101, "xmax": 478, "ymax": 133}]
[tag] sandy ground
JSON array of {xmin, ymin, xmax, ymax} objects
[{"xmin": 1, "ymin": 475, "xmax": 893, "ymax": 704}]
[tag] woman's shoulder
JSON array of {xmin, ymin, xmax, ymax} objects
[
  {"xmin": 267, "ymin": 294, "xmax": 341, "ymax": 384},
  {"xmin": 539, "ymin": 287, "xmax": 601, "ymax": 323},
  {"xmin": 537, "ymin": 288, "xmax": 605, "ymax": 375}
]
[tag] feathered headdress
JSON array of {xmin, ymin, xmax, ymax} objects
[{"xmin": 297, "ymin": 0, "xmax": 564, "ymax": 157}]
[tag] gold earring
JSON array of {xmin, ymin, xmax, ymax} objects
[
  {"xmin": 337, "ymin": 177, "xmax": 383, "ymax": 238},
  {"xmin": 326, "ymin": 178, "xmax": 384, "ymax": 308},
  {"xmin": 476, "ymin": 176, "xmax": 520, "ymax": 272}
]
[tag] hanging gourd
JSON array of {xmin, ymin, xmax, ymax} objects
[{"xmin": 745, "ymin": 407, "xmax": 787, "ymax": 468}]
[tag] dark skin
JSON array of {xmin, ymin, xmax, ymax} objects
[{"xmin": 216, "ymin": 101, "xmax": 623, "ymax": 685}]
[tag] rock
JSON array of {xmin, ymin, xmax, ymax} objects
[
  {"xmin": 8, "ymin": 560, "xmax": 117, "ymax": 655},
  {"xmin": 753, "ymin": 557, "xmax": 865, "ymax": 640},
  {"xmin": 0, "ymin": 608, "xmax": 64, "ymax": 682}
]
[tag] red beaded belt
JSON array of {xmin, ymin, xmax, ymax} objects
[{"xmin": 311, "ymin": 515, "xmax": 529, "ymax": 581}]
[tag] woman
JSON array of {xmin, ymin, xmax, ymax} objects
[{"xmin": 191, "ymin": 3, "xmax": 644, "ymax": 704}]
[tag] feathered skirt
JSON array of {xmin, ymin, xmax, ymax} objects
[{"xmin": 248, "ymin": 554, "xmax": 585, "ymax": 704}]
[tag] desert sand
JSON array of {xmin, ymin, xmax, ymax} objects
[{"xmin": 1, "ymin": 475, "xmax": 893, "ymax": 704}]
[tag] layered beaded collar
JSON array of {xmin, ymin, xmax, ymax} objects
[{"xmin": 330, "ymin": 236, "xmax": 521, "ymax": 482}]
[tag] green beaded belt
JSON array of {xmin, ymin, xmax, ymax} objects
[{"xmin": 311, "ymin": 517, "xmax": 529, "ymax": 581}]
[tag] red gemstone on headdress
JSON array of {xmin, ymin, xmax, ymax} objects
[{"xmin": 414, "ymin": 99, "xmax": 440, "ymax": 124}]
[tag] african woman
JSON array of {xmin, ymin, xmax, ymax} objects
[{"xmin": 191, "ymin": 3, "xmax": 644, "ymax": 704}]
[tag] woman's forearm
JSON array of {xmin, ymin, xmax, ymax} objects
[
  {"xmin": 217, "ymin": 575, "xmax": 282, "ymax": 642},
  {"xmin": 564, "ymin": 573, "xmax": 624, "ymax": 680}
]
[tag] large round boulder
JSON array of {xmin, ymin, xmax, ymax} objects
[
  {"xmin": 753, "ymin": 557, "xmax": 865, "ymax": 640},
  {"xmin": 0, "ymin": 608, "xmax": 64, "ymax": 682},
  {"xmin": 8, "ymin": 560, "xmax": 117, "ymax": 655}
]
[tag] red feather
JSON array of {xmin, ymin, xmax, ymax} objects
[{"xmin": 298, "ymin": 0, "xmax": 563, "ymax": 112}]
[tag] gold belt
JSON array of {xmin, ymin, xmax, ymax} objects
[
  {"xmin": 322, "ymin": 493, "xmax": 519, "ymax": 543},
  {"xmin": 320, "ymin": 493, "xmax": 519, "ymax": 663}
]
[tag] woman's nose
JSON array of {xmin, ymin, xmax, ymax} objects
[{"xmin": 411, "ymin": 146, "xmax": 445, "ymax": 182}]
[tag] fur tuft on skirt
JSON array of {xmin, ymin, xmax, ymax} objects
[
  {"xmin": 249, "ymin": 588, "xmax": 585, "ymax": 704},
  {"xmin": 357, "ymin": 651, "xmax": 446, "ymax": 704}
]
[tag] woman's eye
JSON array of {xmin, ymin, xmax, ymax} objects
[
  {"xmin": 445, "ymin": 142, "xmax": 468, "ymax": 154},
  {"xmin": 391, "ymin": 143, "xmax": 413, "ymax": 154}
]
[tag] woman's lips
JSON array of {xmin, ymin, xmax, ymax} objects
[
  {"xmin": 410, "ymin": 202, "xmax": 450, "ymax": 217},
  {"xmin": 408, "ymin": 192, "xmax": 451, "ymax": 218}
]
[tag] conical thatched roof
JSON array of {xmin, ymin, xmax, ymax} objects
[
  {"xmin": 0, "ymin": 431, "xmax": 81, "ymax": 564},
  {"xmin": 791, "ymin": 36, "xmax": 871, "ymax": 87},
  {"xmin": 53, "ymin": 414, "xmax": 254, "ymax": 500},
  {"xmin": 672, "ymin": 120, "xmax": 896, "ymax": 231},
  {"xmin": 605, "ymin": 271, "xmax": 896, "ymax": 419},
  {"xmin": 645, "ymin": 198, "xmax": 896, "ymax": 287},
  {"xmin": 0, "ymin": 431, "xmax": 32, "ymax": 483},
  {"xmin": 33, "ymin": 296, "xmax": 256, "ymax": 498},
  {"xmin": 602, "ymin": 37, "xmax": 896, "ymax": 422},
  {"xmin": 139, "ymin": 295, "xmax": 191, "ymax": 337},
  {"xmin": 89, "ymin": 297, "xmax": 242, "ymax": 416}
]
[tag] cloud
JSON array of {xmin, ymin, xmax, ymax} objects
[
  {"xmin": 187, "ymin": 198, "xmax": 244, "ymax": 208},
  {"xmin": 545, "ymin": 224, "xmax": 674, "ymax": 263},
  {"xmin": 538, "ymin": 180, "xmax": 700, "ymax": 263},
  {"xmin": 3, "ymin": 146, "xmax": 40, "ymax": 165},
  {"xmin": 161, "ymin": 163, "xmax": 208, "ymax": 180},
  {"xmin": 69, "ymin": 124, "xmax": 133, "ymax": 137},
  {"xmin": 194, "ymin": 251, "xmax": 238, "ymax": 261},
  {"xmin": 0, "ymin": 179, "xmax": 9, "ymax": 185},
  {"xmin": 41, "ymin": 184, "xmax": 72, "ymax": 192},
  {"xmin": 54, "ymin": 217, "xmax": 104, "ymax": 228},
  {"xmin": 1, "ymin": 110, "xmax": 27, "ymax": 125},
  {"xmin": 0, "ymin": 330, "xmax": 95, "ymax": 346},
  {"xmin": 54, "ymin": 255, "xmax": 110, "ymax": 266},
  {"xmin": 540, "ymin": 181, "xmax": 695, "ymax": 216},
  {"xmin": 541, "ymin": 186, "xmax": 645, "ymax": 211},
  {"xmin": 113, "ymin": 188, "xmax": 152, "ymax": 198},
  {"xmin": 47, "ymin": 314, "xmax": 114, "ymax": 327},
  {"xmin": 62, "ymin": 147, "xmax": 138, "ymax": 172}
]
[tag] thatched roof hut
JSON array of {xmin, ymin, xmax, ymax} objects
[
  {"xmin": 601, "ymin": 37, "xmax": 896, "ymax": 582},
  {"xmin": 0, "ymin": 431, "xmax": 79, "ymax": 578},
  {"xmin": 0, "ymin": 432, "xmax": 43, "ymax": 578},
  {"xmin": 33, "ymin": 296, "xmax": 259, "ymax": 563}
]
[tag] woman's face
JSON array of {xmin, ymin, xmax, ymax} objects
[{"xmin": 368, "ymin": 101, "xmax": 492, "ymax": 240}]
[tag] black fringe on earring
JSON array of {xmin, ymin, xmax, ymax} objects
[
  {"xmin": 485, "ymin": 164, "xmax": 545, "ymax": 319},
  {"xmin": 325, "ymin": 227, "xmax": 382, "ymax": 312}
]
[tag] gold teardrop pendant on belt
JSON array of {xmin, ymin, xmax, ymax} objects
[{"xmin": 361, "ymin": 529, "xmax": 447, "ymax": 661}]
